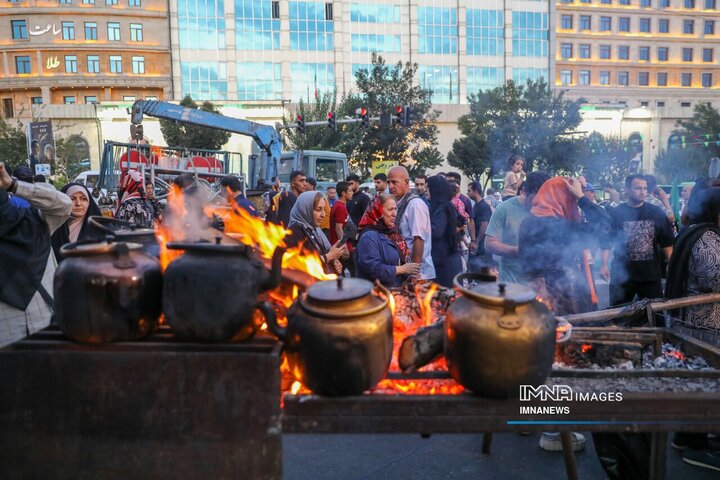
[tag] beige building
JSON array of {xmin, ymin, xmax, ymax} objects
[{"xmin": 0, "ymin": 0, "xmax": 173, "ymax": 120}]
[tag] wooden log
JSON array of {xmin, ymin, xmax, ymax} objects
[{"xmin": 398, "ymin": 320, "xmax": 445, "ymax": 373}]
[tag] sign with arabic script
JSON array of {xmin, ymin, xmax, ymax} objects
[
  {"xmin": 46, "ymin": 56, "xmax": 60, "ymax": 69},
  {"xmin": 29, "ymin": 24, "xmax": 61, "ymax": 36}
]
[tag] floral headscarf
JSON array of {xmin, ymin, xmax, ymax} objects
[{"xmin": 359, "ymin": 196, "xmax": 410, "ymax": 261}]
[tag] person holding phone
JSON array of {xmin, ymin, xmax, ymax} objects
[{"xmin": 356, "ymin": 194, "xmax": 420, "ymax": 287}]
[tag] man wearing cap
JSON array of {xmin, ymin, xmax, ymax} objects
[{"xmin": 583, "ymin": 182, "xmax": 597, "ymax": 204}]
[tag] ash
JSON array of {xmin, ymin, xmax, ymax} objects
[{"xmin": 641, "ymin": 343, "xmax": 712, "ymax": 370}]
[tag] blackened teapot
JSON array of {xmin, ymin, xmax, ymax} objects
[
  {"xmin": 445, "ymin": 273, "xmax": 556, "ymax": 398},
  {"xmin": 163, "ymin": 239, "xmax": 284, "ymax": 342}
]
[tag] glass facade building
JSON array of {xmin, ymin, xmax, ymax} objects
[{"xmin": 171, "ymin": 0, "xmax": 552, "ymax": 104}]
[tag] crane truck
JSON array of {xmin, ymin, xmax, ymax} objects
[{"xmin": 96, "ymin": 100, "xmax": 348, "ymax": 196}]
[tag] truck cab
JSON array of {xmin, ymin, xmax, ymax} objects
[{"xmin": 250, "ymin": 150, "xmax": 348, "ymax": 192}]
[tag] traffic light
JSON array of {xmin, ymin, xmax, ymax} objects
[
  {"xmin": 356, "ymin": 107, "xmax": 369, "ymax": 128},
  {"xmin": 393, "ymin": 105, "xmax": 403, "ymax": 126},
  {"xmin": 296, "ymin": 114, "xmax": 305, "ymax": 134},
  {"xmin": 402, "ymin": 106, "xmax": 415, "ymax": 127},
  {"xmin": 327, "ymin": 111, "xmax": 336, "ymax": 130}
]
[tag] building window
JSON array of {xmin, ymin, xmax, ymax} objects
[
  {"xmin": 236, "ymin": 0, "xmax": 278, "ymax": 51},
  {"xmin": 64, "ymin": 96, "xmax": 76, "ymax": 104},
  {"xmin": 62, "ymin": 21, "xmax": 75, "ymax": 40},
  {"xmin": 641, "ymin": 0, "xmax": 652, "ymax": 6},
  {"xmin": 350, "ymin": 3, "xmax": 401, "ymax": 23},
  {"xmin": 702, "ymin": 73, "xmax": 713, "ymax": 87},
  {"xmin": 87, "ymin": 55, "xmax": 99, "ymax": 73},
  {"xmin": 272, "ymin": 1, "xmax": 280, "ymax": 18},
  {"xmin": 579, "ymin": 15, "xmax": 591, "ymax": 31},
  {"xmin": 639, "ymin": 47, "xmax": 650, "ymax": 61},
  {"xmin": 85, "ymin": 22, "xmax": 97, "ymax": 40},
  {"xmin": 108, "ymin": 22, "xmax": 120, "ymax": 41},
  {"xmin": 618, "ymin": 45, "xmax": 630, "ymax": 59},
  {"xmin": 706, "ymin": 0, "xmax": 716, "ymax": 8},
  {"xmin": 180, "ymin": 61, "xmax": 229, "ymax": 100},
  {"xmin": 640, "ymin": 18, "xmax": 651, "ymax": 32},
  {"xmin": 59, "ymin": 0, "xmax": 71, "ymax": 4},
  {"xmin": 681, "ymin": 101, "xmax": 692, "ymax": 107},
  {"xmin": 619, "ymin": 0, "xmax": 630, "ymax": 4},
  {"xmin": 15, "ymin": 56, "xmax": 31, "ymax": 74},
  {"xmin": 682, "ymin": 72, "xmax": 692, "ymax": 86},
  {"xmin": 288, "ymin": 62, "xmax": 333, "ymax": 103},
  {"xmin": 418, "ymin": 7, "xmax": 457, "ymax": 54},
  {"xmin": 601, "ymin": 0, "xmax": 611, "ymax": 3},
  {"xmin": 683, "ymin": 48, "xmax": 694, "ymax": 61},
  {"xmin": 684, "ymin": 20, "xmax": 695, "ymax": 33},
  {"xmin": 579, "ymin": 44, "xmax": 591, "ymax": 58},
  {"xmin": 467, "ymin": 67, "xmax": 504, "ymax": 93},
  {"xmin": 106, "ymin": 0, "xmax": 118, "ymax": 4},
  {"xmin": 600, "ymin": 71, "xmax": 610, "ymax": 85},
  {"xmin": 31, "ymin": 97, "xmax": 43, "ymax": 105},
  {"xmin": 561, "ymin": 70, "xmax": 572, "ymax": 85},
  {"xmin": 657, "ymin": 47, "xmax": 668, "ymax": 61},
  {"xmin": 704, "ymin": 48, "xmax": 714, "ymax": 62},
  {"xmin": 65, "ymin": 55, "xmax": 77, "ymax": 73},
  {"xmin": 325, "ymin": 2, "xmax": 333, "ymax": 20},
  {"xmin": 3, "ymin": 99, "xmax": 14, "ymax": 118},
  {"xmin": 129, "ymin": 0, "xmax": 141, "ymax": 5},
  {"xmin": 640, "ymin": 101, "xmax": 649, "ymax": 107},
  {"xmin": 109, "ymin": 55, "xmax": 122, "ymax": 73},
  {"xmin": 11, "ymin": 20, "xmax": 28, "ymax": 40},
  {"xmin": 561, "ymin": 43, "xmax": 573, "ymax": 58},
  {"xmin": 600, "ymin": 16, "xmax": 611, "ymax": 31},
  {"xmin": 618, "ymin": 71, "xmax": 629, "ymax": 85},
  {"xmin": 237, "ymin": 62, "xmax": 282, "ymax": 100},
  {"xmin": 638, "ymin": 72, "xmax": 649, "ymax": 86},
  {"xmin": 132, "ymin": 56, "xmax": 144, "ymax": 74},
  {"xmin": 579, "ymin": 70, "xmax": 590, "ymax": 85},
  {"xmin": 561, "ymin": 15, "xmax": 573, "ymax": 29},
  {"xmin": 123, "ymin": 96, "xmax": 136, "ymax": 101},
  {"xmin": 512, "ymin": 12, "xmax": 548, "ymax": 58},
  {"xmin": 83, "ymin": 0, "xmax": 95, "ymax": 3},
  {"xmin": 600, "ymin": 45, "xmax": 611, "ymax": 59},
  {"xmin": 352, "ymin": 34, "xmax": 400, "ymax": 53},
  {"xmin": 467, "ymin": 9, "xmax": 504, "ymax": 56},
  {"xmin": 657, "ymin": 101, "xmax": 665, "ymax": 106},
  {"xmin": 660, "ymin": 0, "xmax": 670, "ymax": 6},
  {"xmin": 290, "ymin": 1, "xmax": 336, "ymax": 51},
  {"xmin": 657, "ymin": 72, "xmax": 668, "ymax": 86},
  {"xmin": 85, "ymin": 96, "xmax": 98, "ymax": 104},
  {"xmin": 705, "ymin": 20, "xmax": 715, "ymax": 34},
  {"xmin": 659, "ymin": 19, "xmax": 669, "ymax": 33},
  {"xmin": 130, "ymin": 23, "xmax": 143, "ymax": 42},
  {"xmin": 619, "ymin": 17, "xmax": 630, "ymax": 32},
  {"xmin": 685, "ymin": 0, "xmax": 695, "ymax": 7}
]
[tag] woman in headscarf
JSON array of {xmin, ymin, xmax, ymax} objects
[
  {"xmin": 284, "ymin": 191, "xmax": 347, "ymax": 275},
  {"xmin": 428, "ymin": 175, "xmax": 463, "ymax": 288},
  {"xmin": 50, "ymin": 183, "xmax": 103, "ymax": 262},
  {"xmin": 115, "ymin": 169, "xmax": 154, "ymax": 228},
  {"xmin": 356, "ymin": 194, "xmax": 421, "ymax": 287},
  {"xmin": 518, "ymin": 176, "xmax": 611, "ymax": 315}
]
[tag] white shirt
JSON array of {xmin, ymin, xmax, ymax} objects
[{"xmin": 398, "ymin": 196, "xmax": 435, "ymax": 280}]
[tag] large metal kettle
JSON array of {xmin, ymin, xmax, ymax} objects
[
  {"xmin": 163, "ymin": 239, "xmax": 284, "ymax": 342},
  {"xmin": 445, "ymin": 273, "xmax": 556, "ymax": 398},
  {"xmin": 267, "ymin": 277, "xmax": 393, "ymax": 396}
]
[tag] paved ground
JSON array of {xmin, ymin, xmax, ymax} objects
[{"xmin": 284, "ymin": 432, "xmax": 718, "ymax": 479}]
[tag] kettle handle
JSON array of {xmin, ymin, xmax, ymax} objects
[
  {"xmin": 258, "ymin": 301, "xmax": 285, "ymax": 340},
  {"xmin": 453, "ymin": 272, "xmax": 497, "ymax": 291}
]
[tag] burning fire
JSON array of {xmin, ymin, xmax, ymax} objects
[
  {"xmin": 416, "ymin": 283, "xmax": 438, "ymax": 326},
  {"xmin": 157, "ymin": 185, "xmax": 187, "ymax": 270},
  {"xmin": 581, "ymin": 344, "xmax": 593, "ymax": 353}
]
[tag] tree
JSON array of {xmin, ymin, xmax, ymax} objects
[
  {"xmin": 677, "ymin": 102, "xmax": 720, "ymax": 158},
  {"xmin": 159, "ymin": 95, "xmax": 231, "ymax": 150},
  {"xmin": 654, "ymin": 147, "xmax": 709, "ymax": 183},
  {"xmin": 446, "ymin": 133, "xmax": 491, "ymax": 183},
  {"xmin": 454, "ymin": 79, "xmax": 584, "ymax": 178},
  {"xmin": 283, "ymin": 53, "xmax": 443, "ymax": 178},
  {"xmin": 282, "ymin": 91, "xmax": 344, "ymax": 151},
  {"xmin": 0, "ymin": 118, "xmax": 29, "ymax": 169}
]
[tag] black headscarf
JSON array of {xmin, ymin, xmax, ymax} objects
[
  {"xmin": 50, "ymin": 183, "xmax": 103, "ymax": 262},
  {"xmin": 666, "ymin": 187, "xmax": 720, "ymax": 300},
  {"xmin": 0, "ymin": 188, "xmax": 52, "ymax": 310},
  {"xmin": 428, "ymin": 175, "xmax": 458, "ymax": 253}
]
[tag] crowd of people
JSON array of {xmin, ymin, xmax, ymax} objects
[{"xmin": 2, "ymin": 151, "xmax": 720, "ymax": 474}]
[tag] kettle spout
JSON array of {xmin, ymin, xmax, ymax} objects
[{"xmin": 261, "ymin": 246, "xmax": 286, "ymax": 291}]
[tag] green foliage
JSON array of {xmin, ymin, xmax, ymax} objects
[
  {"xmin": 654, "ymin": 147, "xmax": 709, "ymax": 183},
  {"xmin": 159, "ymin": 95, "xmax": 231, "ymax": 150},
  {"xmin": 446, "ymin": 133, "xmax": 491, "ymax": 182},
  {"xmin": 577, "ymin": 135, "xmax": 640, "ymax": 187},
  {"xmin": 282, "ymin": 91, "xmax": 344, "ymax": 151},
  {"xmin": 283, "ymin": 53, "xmax": 443, "ymax": 178},
  {"xmin": 677, "ymin": 102, "xmax": 720, "ymax": 158},
  {"xmin": 456, "ymin": 79, "xmax": 583, "ymax": 177},
  {"xmin": 0, "ymin": 118, "xmax": 29, "ymax": 169}
]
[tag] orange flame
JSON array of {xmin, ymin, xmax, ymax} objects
[
  {"xmin": 416, "ymin": 283, "xmax": 438, "ymax": 326},
  {"xmin": 581, "ymin": 344, "xmax": 593, "ymax": 353},
  {"xmin": 156, "ymin": 185, "xmax": 186, "ymax": 271},
  {"xmin": 290, "ymin": 381, "xmax": 302, "ymax": 395}
]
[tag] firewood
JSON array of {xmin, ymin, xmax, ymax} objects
[{"xmin": 398, "ymin": 319, "xmax": 445, "ymax": 373}]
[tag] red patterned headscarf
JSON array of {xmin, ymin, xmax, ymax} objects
[
  {"xmin": 118, "ymin": 169, "xmax": 145, "ymax": 205},
  {"xmin": 359, "ymin": 196, "xmax": 410, "ymax": 261}
]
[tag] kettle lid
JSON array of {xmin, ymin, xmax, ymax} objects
[
  {"xmin": 306, "ymin": 277, "xmax": 373, "ymax": 303},
  {"xmin": 454, "ymin": 273, "xmax": 536, "ymax": 306}
]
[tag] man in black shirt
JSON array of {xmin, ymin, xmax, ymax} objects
[
  {"xmin": 345, "ymin": 173, "xmax": 370, "ymax": 226},
  {"xmin": 600, "ymin": 174, "xmax": 674, "ymax": 306},
  {"xmin": 467, "ymin": 181, "xmax": 492, "ymax": 255}
]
